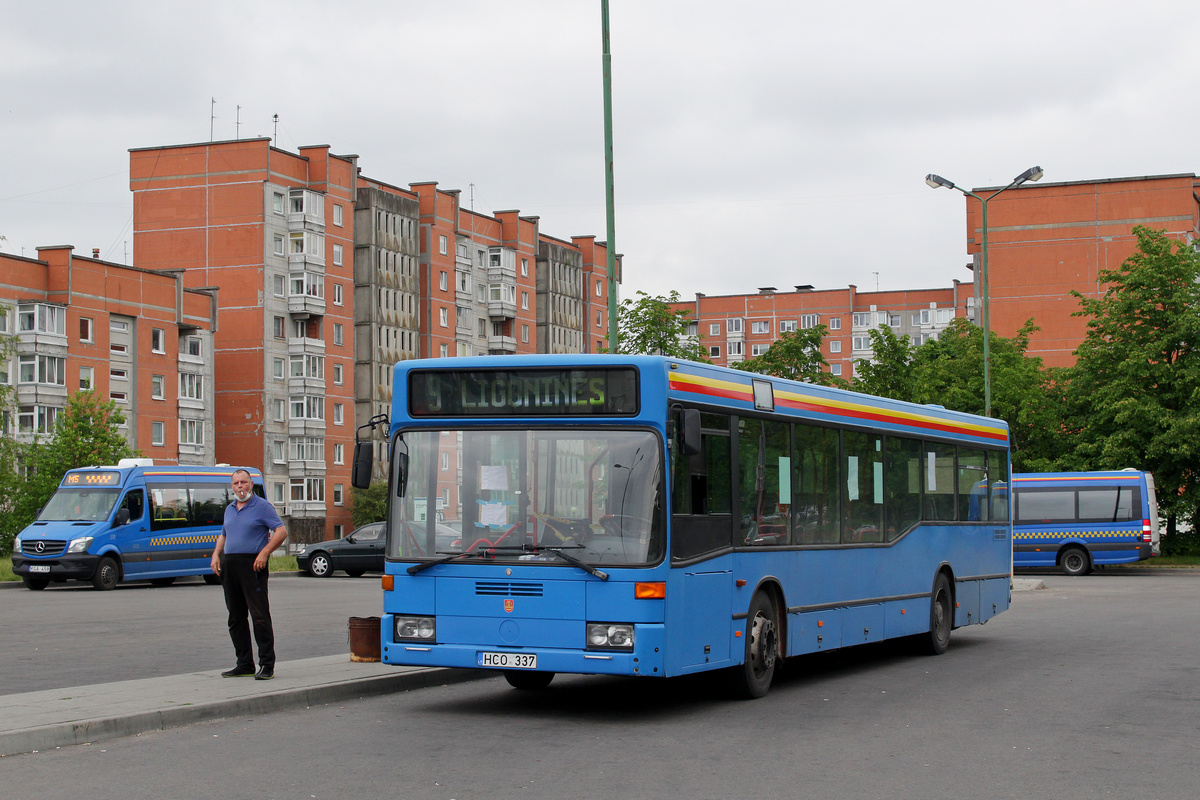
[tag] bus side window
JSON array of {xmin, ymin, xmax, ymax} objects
[
  {"xmin": 671, "ymin": 412, "xmax": 732, "ymax": 560},
  {"xmin": 988, "ymin": 450, "xmax": 1009, "ymax": 521},
  {"xmin": 793, "ymin": 423, "xmax": 839, "ymax": 545},
  {"xmin": 958, "ymin": 448, "xmax": 988, "ymax": 521},
  {"xmin": 123, "ymin": 490, "xmax": 145, "ymax": 522},
  {"xmin": 149, "ymin": 482, "xmax": 191, "ymax": 531},
  {"xmin": 924, "ymin": 442, "xmax": 957, "ymax": 521},
  {"xmin": 191, "ymin": 482, "xmax": 233, "ymax": 526}
]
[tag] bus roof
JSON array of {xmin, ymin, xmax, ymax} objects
[{"xmin": 1012, "ymin": 470, "xmax": 1148, "ymax": 485}]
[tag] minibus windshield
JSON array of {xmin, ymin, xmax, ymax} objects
[{"xmin": 39, "ymin": 488, "xmax": 120, "ymax": 522}]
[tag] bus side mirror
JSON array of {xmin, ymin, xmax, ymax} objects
[
  {"xmin": 351, "ymin": 441, "xmax": 374, "ymax": 489},
  {"xmin": 679, "ymin": 408, "xmax": 701, "ymax": 456},
  {"xmin": 114, "ymin": 508, "xmax": 130, "ymax": 527}
]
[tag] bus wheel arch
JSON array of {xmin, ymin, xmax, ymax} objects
[{"xmin": 1059, "ymin": 545, "xmax": 1091, "ymax": 576}]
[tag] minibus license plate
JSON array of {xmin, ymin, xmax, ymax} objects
[
  {"xmin": 477, "ymin": 651, "xmax": 537, "ymax": 669},
  {"xmin": 29, "ymin": 565, "xmax": 50, "ymax": 573}
]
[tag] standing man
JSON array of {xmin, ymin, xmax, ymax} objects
[{"xmin": 211, "ymin": 469, "xmax": 288, "ymax": 680}]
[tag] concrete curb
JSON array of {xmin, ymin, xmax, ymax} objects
[{"xmin": 1, "ymin": 665, "xmax": 487, "ymax": 757}]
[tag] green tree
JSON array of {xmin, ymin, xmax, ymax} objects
[
  {"xmin": 1063, "ymin": 225, "xmax": 1200, "ymax": 540},
  {"xmin": 606, "ymin": 290, "xmax": 710, "ymax": 362},
  {"xmin": 2, "ymin": 391, "xmax": 137, "ymax": 552},
  {"xmin": 852, "ymin": 325, "xmax": 918, "ymax": 401},
  {"xmin": 733, "ymin": 325, "xmax": 847, "ymax": 387},
  {"xmin": 350, "ymin": 481, "xmax": 389, "ymax": 528}
]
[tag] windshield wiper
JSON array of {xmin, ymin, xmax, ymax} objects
[
  {"xmin": 406, "ymin": 548, "xmax": 495, "ymax": 575},
  {"xmin": 492, "ymin": 544, "xmax": 609, "ymax": 581}
]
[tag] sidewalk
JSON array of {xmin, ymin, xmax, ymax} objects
[{"xmin": 0, "ymin": 655, "xmax": 483, "ymax": 757}]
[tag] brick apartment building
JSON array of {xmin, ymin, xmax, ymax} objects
[
  {"xmin": 0, "ymin": 246, "xmax": 218, "ymax": 461},
  {"xmin": 959, "ymin": 173, "xmax": 1200, "ymax": 368},
  {"xmin": 674, "ymin": 283, "xmax": 974, "ymax": 380},
  {"xmin": 125, "ymin": 137, "xmax": 618, "ymax": 542}
]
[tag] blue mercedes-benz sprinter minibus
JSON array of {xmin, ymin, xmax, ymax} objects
[{"xmin": 11, "ymin": 460, "xmax": 265, "ymax": 591}]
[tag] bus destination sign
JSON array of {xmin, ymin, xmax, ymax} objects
[
  {"xmin": 410, "ymin": 368, "xmax": 639, "ymax": 417},
  {"xmin": 62, "ymin": 471, "xmax": 121, "ymax": 487}
]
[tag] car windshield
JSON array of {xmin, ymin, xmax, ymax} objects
[
  {"xmin": 39, "ymin": 487, "xmax": 120, "ymax": 522},
  {"xmin": 388, "ymin": 428, "xmax": 664, "ymax": 567}
]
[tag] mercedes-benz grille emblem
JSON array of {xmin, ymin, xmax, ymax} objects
[{"xmin": 34, "ymin": 541, "xmax": 45, "ymax": 553}]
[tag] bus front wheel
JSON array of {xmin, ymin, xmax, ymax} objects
[
  {"xmin": 731, "ymin": 591, "xmax": 779, "ymax": 699},
  {"xmin": 92, "ymin": 557, "xmax": 120, "ymax": 591},
  {"xmin": 504, "ymin": 670, "xmax": 555, "ymax": 690},
  {"xmin": 1060, "ymin": 547, "xmax": 1091, "ymax": 577}
]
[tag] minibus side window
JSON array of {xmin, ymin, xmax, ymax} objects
[
  {"xmin": 191, "ymin": 482, "xmax": 233, "ymax": 526},
  {"xmin": 150, "ymin": 483, "xmax": 191, "ymax": 531},
  {"xmin": 123, "ymin": 490, "xmax": 145, "ymax": 522}
]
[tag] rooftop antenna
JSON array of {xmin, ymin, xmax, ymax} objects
[
  {"xmin": 210, "ymin": 98, "xmax": 216, "ymax": 142},
  {"xmin": 236, "ymin": 105, "xmax": 241, "ymax": 139},
  {"xmin": 469, "ymin": 183, "xmax": 475, "ymax": 212},
  {"xmin": 873, "ymin": 271, "xmax": 879, "ymax": 291},
  {"xmin": 273, "ymin": 114, "xmax": 279, "ymax": 144}
]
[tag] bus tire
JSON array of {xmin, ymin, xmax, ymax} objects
[
  {"xmin": 22, "ymin": 577, "xmax": 49, "ymax": 591},
  {"xmin": 731, "ymin": 591, "xmax": 779, "ymax": 699},
  {"xmin": 91, "ymin": 557, "xmax": 120, "ymax": 591},
  {"xmin": 919, "ymin": 573, "xmax": 953, "ymax": 656},
  {"xmin": 504, "ymin": 670, "xmax": 555, "ymax": 690},
  {"xmin": 1060, "ymin": 547, "xmax": 1090, "ymax": 577}
]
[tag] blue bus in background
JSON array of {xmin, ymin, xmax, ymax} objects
[
  {"xmin": 12, "ymin": 461, "xmax": 264, "ymax": 591},
  {"xmin": 353, "ymin": 355, "xmax": 1013, "ymax": 698},
  {"xmin": 1012, "ymin": 470, "xmax": 1159, "ymax": 576}
]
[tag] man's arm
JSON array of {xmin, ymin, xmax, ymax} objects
[
  {"xmin": 211, "ymin": 533, "xmax": 225, "ymax": 575},
  {"xmin": 254, "ymin": 525, "xmax": 288, "ymax": 571}
]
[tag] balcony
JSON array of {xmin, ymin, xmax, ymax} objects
[
  {"xmin": 288, "ymin": 337, "xmax": 326, "ymax": 358},
  {"xmin": 288, "ymin": 292, "xmax": 326, "ymax": 319},
  {"xmin": 487, "ymin": 334, "xmax": 517, "ymax": 354},
  {"xmin": 287, "ymin": 189, "xmax": 326, "ymax": 230}
]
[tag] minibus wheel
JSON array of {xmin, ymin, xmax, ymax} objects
[
  {"xmin": 92, "ymin": 557, "xmax": 120, "ymax": 591},
  {"xmin": 1060, "ymin": 546, "xmax": 1091, "ymax": 577},
  {"xmin": 22, "ymin": 577, "xmax": 49, "ymax": 591}
]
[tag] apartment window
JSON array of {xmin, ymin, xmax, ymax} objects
[
  {"xmin": 521, "ymin": 258, "xmax": 529, "ymax": 277},
  {"xmin": 596, "ymin": 279, "xmax": 604, "ymax": 297},
  {"xmin": 180, "ymin": 372, "xmax": 204, "ymax": 400},
  {"xmin": 333, "ymin": 403, "xmax": 344, "ymax": 425},
  {"xmin": 80, "ymin": 366, "xmax": 94, "ymax": 391},
  {"xmin": 889, "ymin": 314, "xmax": 901, "ymax": 327},
  {"xmin": 273, "ymin": 192, "xmax": 285, "ymax": 214},
  {"xmin": 800, "ymin": 314, "xmax": 820, "ymax": 329},
  {"xmin": 18, "ymin": 405, "xmax": 58, "ymax": 434},
  {"xmin": 937, "ymin": 308, "xmax": 953, "ymax": 324},
  {"xmin": 290, "ymin": 354, "xmax": 324, "ymax": 379},
  {"xmin": 830, "ymin": 340, "xmax": 842, "ymax": 353},
  {"xmin": 333, "ymin": 363, "xmax": 343, "ymax": 385},
  {"xmin": 110, "ymin": 368, "xmax": 128, "ymax": 382},
  {"xmin": 333, "ymin": 283, "xmax": 343, "ymax": 305},
  {"xmin": 440, "ymin": 343, "xmax": 449, "ymax": 358},
  {"xmin": 751, "ymin": 344, "xmax": 769, "ymax": 357},
  {"xmin": 912, "ymin": 313, "xmax": 922, "ymax": 326},
  {"xmin": 186, "ymin": 337, "xmax": 201, "ymax": 357},
  {"xmin": 852, "ymin": 335, "xmax": 871, "ymax": 351},
  {"xmin": 441, "ymin": 452, "xmax": 449, "ymax": 471},
  {"xmin": 458, "ymin": 271, "xmax": 471, "ymax": 293},
  {"xmin": 478, "ymin": 318, "xmax": 486, "ymax": 338},
  {"xmin": 439, "ymin": 235, "xmax": 448, "ymax": 255},
  {"xmin": 272, "ymin": 440, "xmax": 286, "ymax": 464},
  {"xmin": 273, "ymin": 399, "xmax": 285, "ymax": 422},
  {"xmin": 829, "ymin": 317, "xmax": 842, "ymax": 331},
  {"xmin": 19, "ymin": 355, "xmax": 65, "ymax": 386},
  {"xmin": 709, "ymin": 345, "xmax": 721, "ymax": 357},
  {"xmin": 521, "ymin": 324, "xmax": 529, "ymax": 343},
  {"xmin": 727, "ymin": 318, "xmax": 743, "ymax": 333},
  {"xmin": 273, "ymin": 274, "xmax": 285, "ymax": 297},
  {"xmin": 179, "ymin": 419, "xmax": 204, "ymax": 446},
  {"xmin": 333, "ymin": 442, "xmax": 344, "ymax": 465},
  {"xmin": 728, "ymin": 341, "xmax": 744, "ymax": 356},
  {"xmin": 333, "ymin": 204, "xmax": 343, "ymax": 226},
  {"xmin": 439, "ymin": 271, "xmax": 448, "ymax": 292},
  {"xmin": 110, "ymin": 343, "xmax": 127, "ymax": 355},
  {"xmin": 333, "ymin": 484, "xmax": 344, "ymax": 506},
  {"xmin": 290, "ymin": 395, "xmax": 325, "ymax": 420},
  {"xmin": 439, "ymin": 308, "xmax": 448, "ymax": 327},
  {"xmin": 272, "ymin": 483, "xmax": 285, "ymax": 503},
  {"xmin": 273, "ymin": 358, "xmax": 285, "ymax": 380},
  {"xmin": 151, "ymin": 374, "xmax": 165, "ymax": 399},
  {"xmin": 521, "ymin": 292, "xmax": 529, "ymax": 310},
  {"xmin": 289, "ymin": 437, "xmax": 324, "ymax": 462},
  {"xmin": 709, "ymin": 323, "xmax": 721, "ymax": 336},
  {"xmin": 751, "ymin": 321, "xmax": 769, "ymax": 335},
  {"xmin": 595, "ymin": 311, "xmax": 602, "ymax": 328},
  {"xmin": 333, "ymin": 244, "xmax": 343, "ymax": 266},
  {"xmin": 780, "ymin": 320, "xmax": 797, "ymax": 333},
  {"xmin": 18, "ymin": 304, "xmax": 66, "ymax": 335},
  {"xmin": 151, "ymin": 421, "xmax": 165, "ymax": 447},
  {"xmin": 489, "ymin": 284, "xmax": 517, "ymax": 304},
  {"xmin": 290, "ymin": 477, "xmax": 325, "ymax": 503},
  {"xmin": 79, "ymin": 317, "xmax": 93, "ymax": 343},
  {"xmin": 150, "ymin": 328, "xmax": 165, "ymax": 354},
  {"xmin": 274, "ymin": 316, "xmax": 285, "ymax": 339},
  {"xmin": 831, "ymin": 364, "xmax": 843, "ymax": 376},
  {"xmin": 273, "ymin": 234, "xmax": 285, "ymax": 256},
  {"xmin": 333, "ymin": 323, "xmax": 344, "ymax": 346},
  {"xmin": 685, "ymin": 322, "xmax": 698, "ymax": 337},
  {"xmin": 852, "ymin": 312, "xmax": 871, "ymax": 328}
]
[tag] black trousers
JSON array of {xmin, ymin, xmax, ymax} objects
[{"xmin": 221, "ymin": 554, "xmax": 275, "ymax": 670}]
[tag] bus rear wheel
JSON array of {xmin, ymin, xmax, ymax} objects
[
  {"xmin": 504, "ymin": 670, "xmax": 555, "ymax": 690},
  {"xmin": 918, "ymin": 573, "xmax": 953, "ymax": 655},
  {"xmin": 731, "ymin": 591, "xmax": 779, "ymax": 699},
  {"xmin": 92, "ymin": 557, "xmax": 120, "ymax": 591},
  {"xmin": 1060, "ymin": 547, "xmax": 1091, "ymax": 576}
]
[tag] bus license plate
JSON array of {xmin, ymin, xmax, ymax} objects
[
  {"xmin": 477, "ymin": 651, "xmax": 537, "ymax": 670},
  {"xmin": 29, "ymin": 565, "xmax": 51, "ymax": 573}
]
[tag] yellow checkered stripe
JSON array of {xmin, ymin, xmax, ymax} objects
[
  {"xmin": 151, "ymin": 534, "xmax": 220, "ymax": 546},
  {"xmin": 1014, "ymin": 530, "xmax": 1138, "ymax": 541}
]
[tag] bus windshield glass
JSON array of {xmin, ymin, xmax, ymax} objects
[
  {"xmin": 388, "ymin": 428, "xmax": 664, "ymax": 566},
  {"xmin": 39, "ymin": 487, "xmax": 121, "ymax": 522}
]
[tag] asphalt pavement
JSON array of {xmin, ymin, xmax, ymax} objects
[{"xmin": 0, "ymin": 577, "xmax": 1045, "ymax": 757}]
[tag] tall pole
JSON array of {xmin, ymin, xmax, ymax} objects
[{"xmin": 601, "ymin": 0, "xmax": 619, "ymax": 351}]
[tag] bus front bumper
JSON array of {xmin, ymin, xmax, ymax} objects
[{"xmin": 11, "ymin": 554, "xmax": 100, "ymax": 581}]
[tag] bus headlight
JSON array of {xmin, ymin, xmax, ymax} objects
[
  {"xmin": 66, "ymin": 537, "xmax": 94, "ymax": 553},
  {"xmin": 13, "ymin": 539, "xmax": 22, "ymax": 554},
  {"xmin": 394, "ymin": 615, "xmax": 436, "ymax": 642},
  {"xmin": 587, "ymin": 622, "xmax": 635, "ymax": 650}
]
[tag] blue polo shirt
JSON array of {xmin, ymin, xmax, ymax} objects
[{"xmin": 222, "ymin": 494, "xmax": 284, "ymax": 554}]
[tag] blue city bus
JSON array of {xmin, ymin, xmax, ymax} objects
[
  {"xmin": 11, "ymin": 461, "xmax": 264, "ymax": 591},
  {"xmin": 1012, "ymin": 470, "xmax": 1159, "ymax": 576},
  {"xmin": 352, "ymin": 355, "xmax": 1013, "ymax": 697}
]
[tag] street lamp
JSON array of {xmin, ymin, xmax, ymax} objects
[{"xmin": 925, "ymin": 166, "xmax": 1044, "ymax": 418}]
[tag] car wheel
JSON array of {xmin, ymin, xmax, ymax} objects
[
  {"xmin": 22, "ymin": 577, "xmax": 49, "ymax": 591},
  {"xmin": 308, "ymin": 552, "xmax": 333, "ymax": 577},
  {"xmin": 345, "ymin": 569, "xmax": 366, "ymax": 578},
  {"xmin": 92, "ymin": 556, "xmax": 120, "ymax": 591},
  {"xmin": 504, "ymin": 670, "xmax": 555, "ymax": 690},
  {"xmin": 1061, "ymin": 546, "xmax": 1091, "ymax": 576}
]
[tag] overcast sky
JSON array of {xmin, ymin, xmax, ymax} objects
[{"xmin": 4, "ymin": 0, "xmax": 1199, "ymax": 300}]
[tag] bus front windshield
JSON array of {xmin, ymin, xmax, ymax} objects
[
  {"xmin": 389, "ymin": 428, "xmax": 664, "ymax": 567},
  {"xmin": 39, "ymin": 487, "xmax": 120, "ymax": 522}
]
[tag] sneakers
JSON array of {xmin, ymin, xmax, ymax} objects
[
  {"xmin": 254, "ymin": 666, "xmax": 275, "ymax": 681},
  {"xmin": 221, "ymin": 666, "xmax": 256, "ymax": 678}
]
